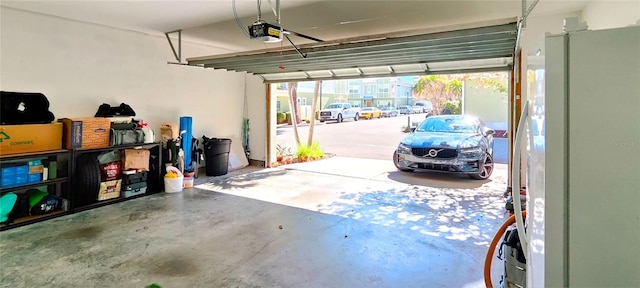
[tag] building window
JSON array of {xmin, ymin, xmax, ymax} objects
[
  {"xmin": 348, "ymin": 80, "xmax": 361, "ymax": 98},
  {"xmin": 377, "ymin": 85, "xmax": 389, "ymax": 97},
  {"xmin": 277, "ymin": 101, "xmax": 281, "ymax": 111},
  {"xmin": 276, "ymin": 83, "xmax": 288, "ymax": 91},
  {"xmin": 297, "ymin": 98, "xmax": 307, "ymax": 105},
  {"xmin": 365, "ymin": 85, "xmax": 375, "ymax": 95}
]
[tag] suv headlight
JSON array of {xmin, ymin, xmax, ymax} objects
[
  {"xmin": 458, "ymin": 147, "xmax": 483, "ymax": 158},
  {"xmin": 397, "ymin": 143, "xmax": 412, "ymax": 154}
]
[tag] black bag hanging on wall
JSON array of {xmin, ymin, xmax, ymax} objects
[{"xmin": 0, "ymin": 91, "xmax": 55, "ymax": 125}]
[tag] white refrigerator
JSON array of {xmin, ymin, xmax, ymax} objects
[{"xmin": 517, "ymin": 25, "xmax": 640, "ymax": 287}]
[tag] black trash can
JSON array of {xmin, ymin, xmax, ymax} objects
[{"xmin": 203, "ymin": 137, "xmax": 232, "ymax": 176}]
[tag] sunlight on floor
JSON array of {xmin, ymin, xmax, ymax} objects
[{"xmin": 195, "ymin": 166, "xmax": 508, "ymax": 248}]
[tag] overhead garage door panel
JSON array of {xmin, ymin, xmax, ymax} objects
[{"xmin": 187, "ymin": 22, "xmax": 517, "ymax": 82}]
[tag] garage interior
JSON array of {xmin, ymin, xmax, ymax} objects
[{"xmin": 1, "ymin": 1, "xmax": 639, "ymax": 288}]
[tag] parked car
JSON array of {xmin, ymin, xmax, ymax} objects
[
  {"xmin": 411, "ymin": 106, "xmax": 423, "ymax": 114},
  {"xmin": 414, "ymin": 101, "xmax": 433, "ymax": 114},
  {"xmin": 380, "ymin": 107, "xmax": 398, "ymax": 117},
  {"xmin": 360, "ymin": 107, "xmax": 382, "ymax": 119},
  {"xmin": 398, "ymin": 105, "xmax": 412, "ymax": 115},
  {"xmin": 319, "ymin": 103, "xmax": 360, "ymax": 123},
  {"xmin": 393, "ymin": 115, "xmax": 495, "ymax": 180}
]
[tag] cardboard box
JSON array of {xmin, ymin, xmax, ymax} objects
[
  {"xmin": 59, "ymin": 118, "xmax": 110, "ymax": 150},
  {"xmin": 98, "ymin": 179, "xmax": 122, "ymax": 201},
  {"xmin": 0, "ymin": 123, "xmax": 63, "ymax": 155},
  {"xmin": 122, "ymin": 149, "xmax": 150, "ymax": 171}
]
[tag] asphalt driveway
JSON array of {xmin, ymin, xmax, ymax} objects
[{"xmin": 277, "ymin": 114, "xmax": 509, "ymax": 164}]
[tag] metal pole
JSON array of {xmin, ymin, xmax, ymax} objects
[{"xmin": 257, "ymin": 0, "xmax": 261, "ymax": 22}]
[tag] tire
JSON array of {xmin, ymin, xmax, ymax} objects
[
  {"xmin": 470, "ymin": 153, "xmax": 494, "ymax": 180},
  {"xmin": 393, "ymin": 151, "xmax": 414, "ymax": 172},
  {"xmin": 354, "ymin": 113, "xmax": 359, "ymax": 121},
  {"xmin": 75, "ymin": 153, "xmax": 101, "ymax": 207},
  {"xmin": 320, "ymin": 120, "xmax": 325, "ymax": 123},
  {"xmin": 337, "ymin": 114, "xmax": 343, "ymax": 123}
]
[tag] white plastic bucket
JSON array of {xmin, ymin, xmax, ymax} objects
[{"xmin": 164, "ymin": 166, "xmax": 184, "ymax": 193}]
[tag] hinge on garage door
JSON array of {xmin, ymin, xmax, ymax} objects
[{"xmin": 165, "ymin": 29, "xmax": 185, "ymax": 64}]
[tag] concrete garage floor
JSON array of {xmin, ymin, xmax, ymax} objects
[{"xmin": 0, "ymin": 157, "xmax": 508, "ymax": 288}]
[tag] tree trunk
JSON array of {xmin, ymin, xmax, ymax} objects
[
  {"xmin": 288, "ymin": 82, "xmax": 301, "ymax": 145},
  {"xmin": 289, "ymin": 82, "xmax": 301, "ymax": 124},
  {"xmin": 308, "ymin": 81, "xmax": 321, "ymax": 146}
]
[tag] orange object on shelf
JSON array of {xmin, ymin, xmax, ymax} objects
[{"xmin": 0, "ymin": 123, "xmax": 63, "ymax": 155}]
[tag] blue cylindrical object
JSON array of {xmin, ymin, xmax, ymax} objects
[{"xmin": 180, "ymin": 116, "xmax": 193, "ymax": 171}]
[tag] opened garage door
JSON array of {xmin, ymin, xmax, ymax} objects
[{"xmin": 187, "ymin": 21, "xmax": 518, "ymax": 83}]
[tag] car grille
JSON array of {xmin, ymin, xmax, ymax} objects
[
  {"xmin": 412, "ymin": 148, "xmax": 458, "ymax": 159},
  {"xmin": 320, "ymin": 111, "xmax": 331, "ymax": 116},
  {"xmin": 416, "ymin": 163, "xmax": 459, "ymax": 171}
]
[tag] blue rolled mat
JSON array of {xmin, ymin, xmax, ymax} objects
[{"xmin": 180, "ymin": 116, "xmax": 193, "ymax": 171}]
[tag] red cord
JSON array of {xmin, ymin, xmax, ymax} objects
[{"xmin": 484, "ymin": 211, "xmax": 527, "ymax": 288}]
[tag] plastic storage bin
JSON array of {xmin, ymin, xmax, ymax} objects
[{"xmin": 183, "ymin": 176, "xmax": 194, "ymax": 188}]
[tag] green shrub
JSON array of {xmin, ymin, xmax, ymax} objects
[
  {"xmin": 297, "ymin": 141, "xmax": 325, "ymax": 161},
  {"xmin": 309, "ymin": 142, "xmax": 325, "ymax": 159},
  {"xmin": 443, "ymin": 100, "xmax": 462, "ymax": 114},
  {"xmin": 277, "ymin": 112, "xmax": 286, "ymax": 124},
  {"xmin": 284, "ymin": 112, "xmax": 291, "ymax": 124}
]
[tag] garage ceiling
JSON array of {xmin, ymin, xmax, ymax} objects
[
  {"xmin": 2, "ymin": 0, "xmax": 588, "ymax": 82},
  {"xmin": 187, "ymin": 20, "xmax": 517, "ymax": 82}
]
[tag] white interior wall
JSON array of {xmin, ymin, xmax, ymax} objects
[
  {"xmin": 581, "ymin": 0, "xmax": 640, "ymax": 30},
  {"xmin": 244, "ymin": 74, "xmax": 267, "ymax": 163},
  {"xmin": 0, "ymin": 7, "xmax": 269, "ymax": 162}
]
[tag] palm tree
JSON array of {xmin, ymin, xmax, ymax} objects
[
  {"xmin": 307, "ymin": 81, "xmax": 321, "ymax": 146},
  {"xmin": 414, "ymin": 75, "xmax": 462, "ymax": 114},
  {"xmin": 287, "ymin": 82, "xmax": 301, "ymax": 145}
]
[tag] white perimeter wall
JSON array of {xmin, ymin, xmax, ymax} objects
[{"xmin": 0, "ymin": 7, "xmax": 267, "ymax": 162}]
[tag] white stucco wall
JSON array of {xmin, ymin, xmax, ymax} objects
[
  {"xmin": 463, "ymin": 79, "xmax": 508, "ymax": 123},
  {"xmin": 0, "ymin": 7, "xmax": 267, "ymax": 162},
  {"xmin": 245, "ymin": 74, "xmax": 267, "ymax": 163},
  {"xmin": 582, "ymin": 0, "xmax": 640, "ymax": 30}
]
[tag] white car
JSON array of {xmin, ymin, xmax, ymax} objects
[
  {"xmin": 414, "ymin": 101, "xmax": 433, "ymax": 114},
  {"xmin": 319, "ymin": 103, "xmax": 360, "ymax": 123},
  {"xmin": 411, "ymin": 106, "xmax": 423, "ymax": 114}
]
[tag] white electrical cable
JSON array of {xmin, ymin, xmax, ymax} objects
[
  {"xmin": 267, "ymin": 0, "xmax": 280, "ymax": 23},
  {"xmin": 232, "ymin": 0, "xmax": 250, "ymax": 36},
  {"xmin": 512, "ymin": 100, "xmax": 530, "ymax": 254}
]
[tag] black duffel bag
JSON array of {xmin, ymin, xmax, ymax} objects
[{"xmin": 1, "ymin": 91, "xmax": 55, "ymax": 125}]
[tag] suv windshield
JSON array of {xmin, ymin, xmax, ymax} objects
[
  {"xmin": 416, "ymin": 116, "xmax": 479, "ymax": 133},
  {"xmin": 325, "ymin": 104, "xmax": 343, "ymax": 109}
]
